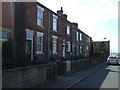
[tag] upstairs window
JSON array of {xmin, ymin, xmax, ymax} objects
[
  {"xmin": 37, "ymin": 5, "xmax": 44, "ymax": 27},
  {"xmin": 53, "ymin": 14, "xmax": 58, "ymax": 32},
  {"xmin": 80, "ymin": 33, "xmax": 82, "ymax": 41},
  {"xmin": 67, "ymin": 25, "xmax": 70, "ymax": 34},
  {"xmin": 87, "ymin": 46, "xmax": 89, "ymax": 50},
  {"xmin": 76, "ymin": 32, "xmax": 79, "ymax": 41}
]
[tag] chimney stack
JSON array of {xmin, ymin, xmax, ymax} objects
[
  {"xmin": 57, "ymin": 7, "xmax": 63, "ymax": 16},
  {"xmin": 72, "ymin": 22, "xmax": 78, "ymax": 28},
  {"xmin": 57, "ymin": 7, "xmax": 67, "ymax": 20}
]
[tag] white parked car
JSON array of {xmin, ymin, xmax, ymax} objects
[{"xmin": 107, "ymin": 56, "xmax": 119, "ymax": 65}]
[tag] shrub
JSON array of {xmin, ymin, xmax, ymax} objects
[{"xmin": 77, "ymin": 54, "xmax": 86, "ymax": 59}]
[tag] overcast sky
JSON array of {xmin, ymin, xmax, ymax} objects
[{"xmin": 38, "ymin": 0, "xmax": 118, "ymax": 53}]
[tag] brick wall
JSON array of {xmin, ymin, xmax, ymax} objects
[
  {"xmin": 2, "ymin": 64, "xmax": 47, "ymax": 88},
  {"xmin": 71, "ymin": 59, "xmax": 90, "ymax": 72}
]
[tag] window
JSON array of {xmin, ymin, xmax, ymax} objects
[
  {"xmin": 2, "ymin": 32, "xmax": 9, "ymax": 41},
  {"xmin": 67, "ymin": 25, "xmax": 70, "ymax": 34},
  {"xmin": 76, "ymin": 32, "xmax": 79, "ymax": 41},
  {"xmin": 53, "ymin": 14, "xmax": 58, "ymax": 32},
  {"xmin": 80, "ymin": 46, "xmax": 82, "ymax": 53},
  {"xmin": 80, "ymin": 33, "xmax": 82, "ymax": 41},
  {"xmin": 67, "ymin": 41, "xmax": 71, "ymax": 52},
  {"xmin": 52, "ymin": 35, "xmax": 58, "ymax": 54},
  {"xmin": 87, "ymin": 46, "xmax": 89, "ymax": 50},
  {"xmin": 36, "ymin": 32, "xmax": 44, "ymax": 54},
  {"xmin": 37, "ymin": 5, "xmax": 44, "ymax": 27},
  {"xmin": 26, "ymin": 31, "xmax": 33, "ymax": 40},
  {"xmin": 82, "ymin": 46, "xmax": 85, "ymax": 54},
  {"xmin": 88, "ymin": 37, "xmax": 90, "ymax": 42}
]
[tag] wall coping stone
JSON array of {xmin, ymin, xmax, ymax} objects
[{"xmin": 2, "ymin": 64, "xmax": 47, "ymax": 72}]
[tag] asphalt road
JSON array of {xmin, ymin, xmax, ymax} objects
[{"xmin": 72, "ymin": 64, "xmax": 119, "ymax": 88}]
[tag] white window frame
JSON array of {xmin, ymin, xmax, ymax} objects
[
  {"xmin": 52, "ymin": 35, "xmax": 58, "ymax": 54},
  {"xmin": 53, "ymin": 14, "xmax": 58, "ymax": 32},
  {"xmin": 67, "ymin": 41, "xmax": 71, "ymax": 52},
  {"xmin": 76, "ymin": 32, "xmax": 79, "ymax": 41},
  {"xmin": 2, "ymin": 31, "xmax": 9, "ymax": 41},
  {"xmin": 80, "ymin": 46, "xmax": 82, "ymax": 54},
  {"xmin": 37, "ymin": 5, "xmax": 44, "ymax": 27},
  {"xmin": 67, "ymin": 25, "xmax": 70, "ymax": 34},
  {"xmin": 87, "ymin": 46, "xmax": 89, "ymax": 50},
  {"xmin": 80, "ymin": 33, "xmax": 82, "ymax": 41},
  {"xmin": 36, "ymin": 32, "xmax": 44, "ymax": 54}
]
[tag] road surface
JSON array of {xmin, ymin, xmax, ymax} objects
[{"xmin": 72, "ymin": 64, "xmax": 119, "ymax": 88}]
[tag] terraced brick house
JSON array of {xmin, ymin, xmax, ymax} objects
[
  {"xmin": 72, "ymin": 23, "xmax": 92, "ymax": 57},
  {"xmin": 2, "ymin": 2, "xmax": 92, "ymax": 66}
]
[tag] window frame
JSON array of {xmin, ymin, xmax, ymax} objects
[
  {"xmin": 76, "ymin": 32, "xmax": 79, "ymax": 41},
  {"xmin": 67, "ymin": 25, "xmax": 70, "ymax": 35},
  {"xmin": 52, "ymin": 35, "xmax": 58, "ymax": 54},
  {"xmin": 80, "ymin": 33, "xmax": 82, "ymax": 41},
  {"xmin": 2, "ymin": 31, "xmax": 9, "ymax": 41},
  {"xmin": 37, "ymin": 5, "xmax": 44, "ymax": 27},
  {"xmin": 80, "ymin": 46, "xmax": 82, "ymax": 54},
  {"xmin": 36, "ymin": 32, "xmax": 44, "ymax": 54},
  {"xmin": 53, "ymin": 14, "xmax": 58, "ymax": 32},
  {"xmin": 67, "ymin": 41, "xmax": 71, "ymax": 52}
]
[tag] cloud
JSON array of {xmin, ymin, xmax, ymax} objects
[
  {"xmin": 68, "ymin": 0, "xmax": 118, "ymax": 26},
  {"xmin": 38, "ymin": 0, "xmax": 118, "ymax": 52}
]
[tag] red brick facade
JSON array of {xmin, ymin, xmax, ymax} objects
[
  {"xmin": 23, "ymin": 2, "xmax": 73, "ymax": 61},
  {"xmin": 2, "ymin": 2, "xmax": 92, "ymax": 63}
]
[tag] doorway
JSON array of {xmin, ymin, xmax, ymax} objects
[{"xmin": 26, "ymin": 40, "xmax": 32, "ymax": 60}]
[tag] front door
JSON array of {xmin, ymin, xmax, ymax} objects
[
  {"xmin": 63, "ymin": 40, "xmax": 65, "ymax": 57},
  {"xmin": 26, "ymin": 40, "xmax": 32, "ymax": 60}
]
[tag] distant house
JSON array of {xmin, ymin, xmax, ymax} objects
[{"xmin": 93, "ymin": 41, "xmax": 110, "ymax": 56}]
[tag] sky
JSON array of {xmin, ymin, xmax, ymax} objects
[{"xmin": 38, "ymin": 0, "xmax": 118, "ymax": 53}]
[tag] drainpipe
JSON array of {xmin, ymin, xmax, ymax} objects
[{"xmin": 48, "ymin": 11, "xmax": 50, "ymax": 60}]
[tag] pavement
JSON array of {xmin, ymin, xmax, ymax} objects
[{"xmin": 38, "ymin": 61, "xmax": 106, "ymax": 88}]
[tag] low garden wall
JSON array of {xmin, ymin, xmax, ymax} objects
[
  {"xmin": 2, "ymin": 63, "xmax": 57, "ymax": 88},
  {"xmin": 56, "ymin": 59, "xmax": 91, "ymax": 76},
  {"xmin": 71, "ymin": 59, "xmax": 90, "ymax": 72},
  {"xmin": 2, "ymin": 56, "xmax": 106, "ymax": 88},
  {"xmin": 56, "ymin": 56, "xmax": 106, "ymax": 76}
]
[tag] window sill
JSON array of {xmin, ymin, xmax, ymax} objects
[
  {"xmin": 52, "ymin": 52, "xmax": 58, "ymax": 54},
  {"xmin": 53, "ymin": 30, "xmax": 58, "ymax": 32},
  {"xmin": 67, "ymin": 34, "xmax": 70, "ymax": 35},
  {"xmin": 36, "ymin": 51, "xmax": 43, "ymax": 54},
  {"xmin": 37, "ymin": 25, "xmax": 44, "ymax": 28},
  {"xmin": 67, "ymin": 51, "xmax": 71, "ymax": 52}
]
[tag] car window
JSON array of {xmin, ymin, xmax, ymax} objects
[{"xmin": 109, "ymin": 57, "xmax": 116, "ymax": 59}]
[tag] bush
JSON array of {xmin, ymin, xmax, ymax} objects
[
  {"xmin": 77, "ymin": 54, "xmax": 86, "ymax": 59},
  {"xmin": 49, "ymin": 56, "xmax": 56, "ymax": 62}
]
